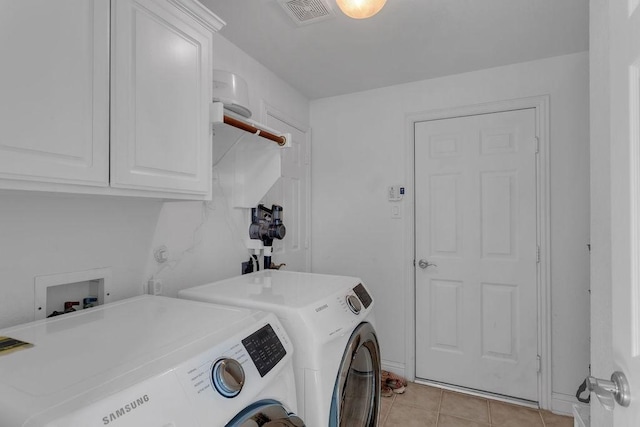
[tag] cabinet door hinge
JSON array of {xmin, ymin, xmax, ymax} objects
[
  {"xmin": 536, "ymin": 246, "xmax": 541, "ymax": 264},
  {"xmin": 536, "ymin": 355, "xmax": 542, "ymax": 373},
  {"xmin": 535, "ymin": 137, "xmax": 540, "ymax": 154}
]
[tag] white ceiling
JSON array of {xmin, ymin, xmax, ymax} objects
[{"xmin": 200, "ymin": 0, "xmax": 589, "ymax": 100}]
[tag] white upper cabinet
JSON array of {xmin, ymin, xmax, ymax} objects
[
  {"xmin": 0, "ymin": 0, "xmax": 110, "ymax": 186},
  {"xmin": 0, "ymin": 0, "xmax": 224, "ymax": 199},
  {"xmin": 111, "ymin": 0, "xmax": 219, "ymax": 195}
]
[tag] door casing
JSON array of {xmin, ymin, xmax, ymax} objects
[
  {"xmin": 261, "ymin": 101, "xmax": 312, "ymax": 272},
  {"xmin": 402, "ymin": 96, "xmax": 551, "ymax": 409}
]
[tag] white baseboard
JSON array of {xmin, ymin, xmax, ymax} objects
[
  {"xmin": 387, "ymin": 357, "xmax": 573, "ymax": 417},
  {"xmin": 381, "ymin": 360, "xmax": 406, "ymax": 378},
  {"xmin": 551, "ymin": 392, "xmax": 580, "ymax": 416}
]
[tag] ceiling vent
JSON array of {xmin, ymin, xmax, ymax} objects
[{"xmin": 278, "ymin": 0, "xmax": 335, "ymax": 26}]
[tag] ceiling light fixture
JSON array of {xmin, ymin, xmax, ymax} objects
[{"xmin": 335, "ymin": 0, "xmax": 386, "ymax": 19}]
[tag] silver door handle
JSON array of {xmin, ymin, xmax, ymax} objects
[
  {"xmin": 417, "ymin": 259, "xmax": 437, "ymax": 269},
  {"xmin": 587, "ymin": 371, "xmax": 630, "ymax": 410}
]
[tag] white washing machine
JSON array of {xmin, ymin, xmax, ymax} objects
[
  {"xmin": 0, "ymin": 295, "xmax": 303, "ymax": 427},
  {"xmin": 179, "ymin": 270, "xmax": 381, "ymax": 427}
]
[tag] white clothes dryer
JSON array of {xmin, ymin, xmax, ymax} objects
[
  {"xmin": 0, "ymin": 295, "xmax": 303, "ymax": 427},
  {"xmin": 179, "ymin": 270, "xmax": 381, "ymax": 427}
]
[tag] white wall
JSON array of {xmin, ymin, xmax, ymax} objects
[
  {"xmin": 310, "ymin": 52, "xmax": 590, "ymax": 409},
  {"xmin": 0, "ymin": 191, "xmax": 161, "ymax": 328},
  {"xmin": 0, "ymin": 32, "xmax": 310, "ymax": 328},
  {"xmin": 142, "ymin": 33, "xmax": 310, "ymax": 297},
  {"xmin": 211, "ymin": 33, "xmax": 310, "ymax": 130}
]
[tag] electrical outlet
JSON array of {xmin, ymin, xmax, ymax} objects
[
  {"xmin": 154, "ymin": 246, "xmax": 169, "ymax": 263},
  {"xmin": 242, "ymin": 260, "xmax": 254, "ymax": 275},
  {"xmin": 148, "ymin": 279, "xmax": 162, "ymax": 295}
]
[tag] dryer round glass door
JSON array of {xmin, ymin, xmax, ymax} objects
[
  {"xmin": 225, "ymin": 399, "xmax": 305, "ymax": 427},
  {"xmin": 330, "ymin": 322, "xmax": 381, "ymax": 427}
]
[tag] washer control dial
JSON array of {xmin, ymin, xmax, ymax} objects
[
  {"xmin": 212, "ymin": 358, "xmax": 245, "ymax": 398},
  {"xmin": 346, "ymin": 294, "xmax": 362, "ymax": 314}
]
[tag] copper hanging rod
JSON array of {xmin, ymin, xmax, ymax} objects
[{"xmin": 223, "ymin": 114, "xmax": 287, "ymax": 146}]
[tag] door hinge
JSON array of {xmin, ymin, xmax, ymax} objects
[
  {"xmin": 536, "ymin": 246, "xmax": 540, "ymax": 264},
  {"xmin": 535, "ymin": 137, "xmax": 540, "ymax": 154},
  {"xmin": 536, "ymin": 355, "xmax": 541, "ymax": 373}
]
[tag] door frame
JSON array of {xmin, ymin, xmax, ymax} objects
[
  {"xmin": 260, "ymin": 100, "xmax": 312, "ymax": 272},
  {"xmin": 402, "ymin": 95, "xmax": 551, "ymax": 409}
]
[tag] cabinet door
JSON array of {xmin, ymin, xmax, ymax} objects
[
  {"xmin": 0, "ymin": 0, "xmax": 109, "ymax": 185},
  {"xmin": 110, "ymin": 0, "xmax": 213, "ymax": 195}
]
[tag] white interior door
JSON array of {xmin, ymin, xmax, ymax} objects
[
  {"xmin": 610, "ymin": 0, "xmax": 640, "ymax": 423},
  {"xmin": 263, "ymin": 112, "xmax": 311, "ymax": 272},
  {"xmin": 414, "ymin": 109, "xmax": 539, "ymax": 402}
]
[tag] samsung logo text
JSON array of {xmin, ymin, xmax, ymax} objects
[
  {"xmin": 315, "ymin": 304, "xmax": 328, "ymax": 312},
  {"xmin": 102, "ymin": 394, "xmax": 150, "ymax": 425}
]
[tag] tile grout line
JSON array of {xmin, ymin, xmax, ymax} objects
[
  {"xmin": 538, "ymin": 409, "xmax": 546, "ymax": 427},
  {"xmin": 386, "ymin": 383, "xmax": 572, "ymax": 427},
  {"xmin": 382, "ymin": 394, "xmax": 394, "ymax": 426},
  {"xmin": 439, "ymin": 390, "xmax": 493, "ymax": 426},
  {"xmin": 436, "ymin": 388, "xmax": 443, "ymax": 425}
]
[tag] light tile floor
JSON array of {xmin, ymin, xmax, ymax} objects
[{"xmin": 380, "ymin": 382, "xmax": 574, "ymax": 427}]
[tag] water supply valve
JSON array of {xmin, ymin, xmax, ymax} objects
[
  {"xmin": 249, "ymin": 204, "xmax": 286, "ymax": 270},
  {"xmin": 249, "ymin": 204, "xmax": 286, "ymax": 247}
]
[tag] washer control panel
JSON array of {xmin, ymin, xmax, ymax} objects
[
  {"xmin": 182, "ymin": 341, "xmax": 249, "ymax": 399},
  {"xmin": 211, "ymin": 358, "xmax": 245, "ymax": 398},
  {"xmin": 176, "ymin": 313, "xmax": 293, "ymax": 412},
  {"xmin": 242, "ymin": 323, "xmax": 287, "ymax": 377}
]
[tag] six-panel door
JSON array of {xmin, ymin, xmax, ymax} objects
[{"xmin": 414, "ymin": 109, "xmax": 539, "ymax": 402}]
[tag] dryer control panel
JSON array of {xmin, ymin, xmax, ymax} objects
[
  {"xmin": 353, "ymin": 283, "xmax": 372, "ymax": 308},
  {"xmin": 300, "ymin": 281, "xmax": 376, "ymax": 344}
]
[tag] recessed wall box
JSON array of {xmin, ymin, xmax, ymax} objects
[{"xmin": 34, "ymin": 268, "xmax": 112, "ymax": 320}]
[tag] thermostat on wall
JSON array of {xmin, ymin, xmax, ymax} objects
[{"xmin": 388, "ymin": 185, "xmax": 404, "ymax": 201}]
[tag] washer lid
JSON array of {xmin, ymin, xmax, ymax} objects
[{"xmin": 0, "ymin": 296, "xmax": 255, "ymax": 397}]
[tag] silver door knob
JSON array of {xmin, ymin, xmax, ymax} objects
[
  {"xmin": 587, "ymin": 371, "xmax": 630, "ymax": 410},
  {"xmin": 418, "ymin": 259, "xmax": 437, "ymax": 269}
]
